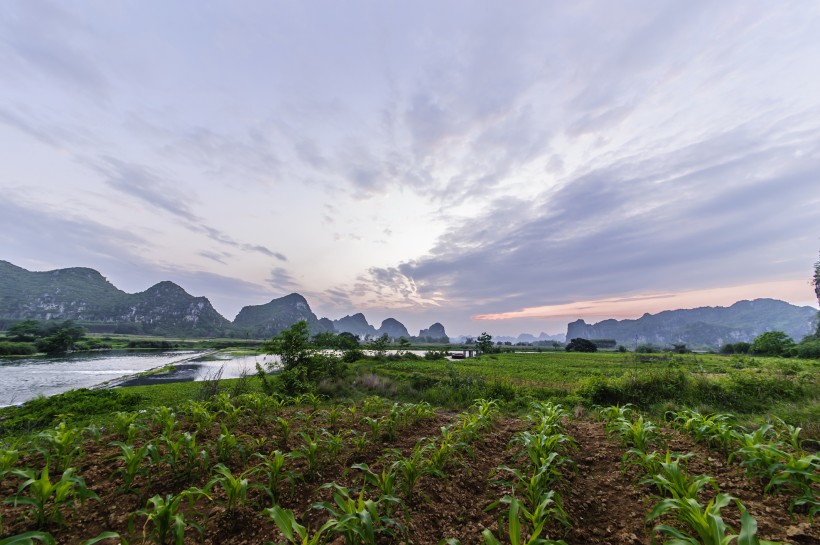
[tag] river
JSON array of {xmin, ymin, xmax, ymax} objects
[
  {"xmin": 0, "ymin": 348, "xmax": 466, "ymax": 407},
  {"xmin": 0, "ymin": 350, "xmax": 277, "ymax": 407}
]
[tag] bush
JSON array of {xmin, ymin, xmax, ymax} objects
[
  {"xmin": 126, "ymin": 340, "xmax": 178, "ymax": 349},
  {"xmin": 0, "ymin": 388, "xmax": 142, "ymax": 434},
  {"xmin": 424, "ymin": 349, "xmax": 449, "ymax": 360},
  {"xmin": 565, "ymin": 338, "xmax": 597, "ymax": 352},
  {"xmin": 278, "ymin": 366, "xmax": 312, "ymax": 397},
  {"xmin": 795, "ymin": 339, "xmax": 820, "ymax": 359},
  {"xmin": 635, "ymin": 344, "xmax": 656, "ymax": 353},
  {"xmin": 751, "ymin": 331, "xmax": 795, "ymax": 356},
  {"xmin": 0, "ymin": 341, "xmax": 37, "ymax": 356},
  {"xmin": 341, "ymin": 348, "xmax": 365, "ymax": 363},
  {"xmin": 720, "ymin": 342, "xmax": 751, "ymax": 355}
]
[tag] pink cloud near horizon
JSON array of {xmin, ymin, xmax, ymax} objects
[{"xmin": 472, "ymin": 279, "xmax": 818, "ymax": 322}]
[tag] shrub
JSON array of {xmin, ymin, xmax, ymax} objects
[
  {"xmin": 342, "ymin": 348, "xmax": 365, "ymax": 363},
  {"xmin": 565, "ymin": 338, "xmax": 597, "ymax": 352},
  {"xmin": 0, "ymin": 341, "xmax": 37, "ymax": 356},
  {"xmin": 795, "ymin": 339, "xmax": 820, "ymax": 359},
  {"xmin": 0, "ymin": 388, "xmax": 142, "ymax": 435},
  {"xmin": 424, "ymin": 349, "xmax": 449, "ymax": 360},
  {"xmin": 751, "ymin": 331, "xmax": 795, "ymax": 356}
]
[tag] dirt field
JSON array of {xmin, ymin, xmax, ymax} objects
[{"xmin": 0, "ymin": 401, "xmax": 816, "ymax": 544}]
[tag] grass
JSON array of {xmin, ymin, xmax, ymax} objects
[{"xmin": 351, "ymin": 352, "xmax": 819, "ymax": 436}]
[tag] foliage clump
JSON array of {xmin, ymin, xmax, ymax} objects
[
  {"xmin": 262, "ymin": 321, "xmax": 348, "ymax": 396},
  {"xmin": 751, "ymin": 331, "xmax": 795, "ymax": 357},
  {"xmin": 565, "ymin": 338, "xmax": 597, "ymax": 352}
]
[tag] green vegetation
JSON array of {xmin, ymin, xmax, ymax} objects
[
  {"xmin": 565, "ymin": 338, "xmax": 597, "ymax": 352},
  {"xmin": 751, "ymin": 331, "xmax": 795, "ymax": 357},
  {"xmin": 350, "ymin": 351, "xmax": 818, "ymax": 437}
]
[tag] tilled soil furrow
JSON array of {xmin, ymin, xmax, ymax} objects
[{"xmin": 563, "ymin": 419, "xmax": 653, "ymax": 545}]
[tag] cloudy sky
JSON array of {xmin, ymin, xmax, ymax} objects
[{"xmin": 2, "ymin": 0, "xmax": 819, "ymax": 337}]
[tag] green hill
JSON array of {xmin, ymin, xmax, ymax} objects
[{"xmin": 0, "ymin": 261, "xmax": 231, "ymax": 337}]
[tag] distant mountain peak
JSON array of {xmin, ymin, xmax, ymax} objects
[{"xmin": 565, "ymin": 298, "xmax": 817, "ymax": 349}]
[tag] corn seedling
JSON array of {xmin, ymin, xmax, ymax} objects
[
  {"xmin": 351, "ymin": 462, "xmax": 399, "ymax": 498},
  {"xmin": 313, "ymin": 483, "xmax": 404, "ymax": 545},
  {"xmin": 482, "ymin": 496, "xmax": 568, "ymax": 545},
  {"xmin": 770, "ymin": 417, "xmax": 804, "ymax": 453},
  {"xmin": 642, "ymin": 457, "xmax": 717, "ymax": 500},
  {"xmin": 113, "ymin": 411, "xmax": 139, "ymax": 439},
  {"xmin": 392, "ymin": 441, "xmax": 441, "ymax": 503},
  {"xmin": 350, "ymin": 431, "xmax": 369, "ymax": 454},
  {"xmin": 216, "ymin": 424, "xmax": 240, "ymax": 463},
  {"xmin": 186, "ymin": 401, "xmax": 216, "ymax": 432},
  {"xmin": 597, "ymin": 404, "xmax": 634, "ymax": 425},
  {"xmin": 0, "ymin": 449, "xmax": 20, "ymax": 480},
  {"xmin": 136, "ymin": 488, "xmax": 208, "ymax": 545},
  {"xmin": 321, "ymin": 429, "xmax": 346, "ymax": 463},
  {"xmin": 239, "ymin": 392, "xmax": 272, "ymax": 426},
  {"xmin": 297, "ymin": 392, "xmax": 326, "ymax": 411},
  {"xmin": 670, "ymin": 409, "xmax": 737, "ymax": 452},
  {"xmin": 408, "ymin": 401, "xmax": 436, "ymax": 423},
  {"xmin": 622, "ymin": 449, "xmax": 693, "ymax": 478},
  {"xmin": 647, "ymin": 494, "xmax": 781, "ymax": 545},
  {"xmin": 5, "ymin": 465, "xmax": 99, "ymax": 526},
  {"xmin": 110, "ymin": 441, "xmax": 150, "ymax": 490},
  {"xmin": 512, "ymin": 432, "xmax": 576, "ymax": 468},
  {"xmin": 35, "ymin": 422, "xmax": 83, "ymax": 472},
  {"xmin": 294, "ymin": 430, "xmax": 323, "ymax": 480},
  {"xmin": 219, "ymin": 404, "xmax": 244, "ymax": 430},
  {"xmin": 251, "ymin": 450, "xmax": 295, "ymax": 505},
  {"xmin": 82, "ymin": 424, "xmax": 102, "ymax": 444},
  {"xmin": 275, "ymin": 416, "xmax": 292, "ymax": 447},
  {"xmin": 0, "ymin": 531, "xmax": 56, "ymax": 545},
  {"xmin": 730, "ymin": 440, "xmax": 789, "ymax": 482},
  {"xmin": 326, "ymin": 405, "xmax": 343, "ymax": 431},
  {"xmin": 362, "ymin": 416, "xmax": 382, "ymax": 442},
  {"xmin": 207, "ymin": 464, "xmax": 250, "ymax": 513},
  {"xmin": 149, "ymin": 406, "xmax": 177, "ymax": 439},
  {"xmin": 528, "ymin": 402, "xmax": 569, "ymax": 436},
  {"xmin": 609, "ymin": 416, "xmax": 659, "ymax": 453},
  {"xmin": 265, "ymin": 505, "xmax": 330, "ymax": 545},
  {"xmin": 362, "ymin": 396, "xmax": 385, "ymax": 415},
  {"xmin": 427, "ymin": 430, "xmax": 463, "ymax": 472},
  {"xmin": 764, "ymin": 453, "xmax": 818, "ymax": 518},
  {"xmin": 493, "ymin": 453, "xmax": 571, "ymax": 510}
]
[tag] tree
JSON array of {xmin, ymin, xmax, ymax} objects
[
  {"xmin": 263, "ymin": 321, "xmax": 313, "ymax": 371},
  {"xmin": 565, "ymin": 338, "xmax": 597, "ymax": 353},
  {"xmin": 814, "ymin": 253, "xmax": 820, "ymax": 306},
  {"xmin": 476, "ymin": 332, "xmax": 494, "ymax": 354},
  {"xmin": 751, "ymin": 331, "xmax": 794, "ymax": 356},
  {"xmin": 370, "ymin": 333, "xmax": 390, "ymax": 359},
  {"xmin": 33, "ymin": 321, "xmax": 86, "ymax": 354},
  {"xmin": 337, "ymin": 332, "xmax": 360, "ymax": 349},
  {"xmin": 813, "ymin": 254, "xmax": 820, "ymax": 336},
  {"xmin": 7, "ymin": 319, "xmax": 40, "ymax": 342},
  {"xmin": 398, "ymin": 337, "xmax": 411, "ymax": 355}
]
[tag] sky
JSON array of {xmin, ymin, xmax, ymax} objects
[{"xmin": 1, "ymin": 0, "xmax": 819, "ymax": 338}]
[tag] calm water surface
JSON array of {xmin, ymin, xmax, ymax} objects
[
  {"xmin": 0, "ymin": 348, "xmax": 465, "ymax": 407},
  {"xmin": 0, "ymin": 351, "xmax": 274, "ymax": 407}
]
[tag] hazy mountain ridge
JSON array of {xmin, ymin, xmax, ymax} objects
[
  {"xmin": 3, "ymin": 261, "xmax": 815, "ymax": 344},
  {"xmin": 566, "ymin": 299, "xmax": 818, "ymax": 349},
  {"xmin": 0, "ymin": 261, "xmax": 441, "ymax": 340},
  {"xmin": 0, "ymin": 261, "xmax": 231, "ymax": 336}
]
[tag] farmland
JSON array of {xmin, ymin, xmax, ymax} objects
[{"xmin": 0, "ymin": 351, "xmax": 817, "ymax": 544}]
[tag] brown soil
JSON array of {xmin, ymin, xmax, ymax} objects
[{"xmin": 0, "ymin": 408, "xmax": 815, "ymax": 545}]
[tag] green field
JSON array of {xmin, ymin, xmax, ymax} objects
[
  {"xmin": 1, "ymin": 350, "xmax": 817, "ymax": 440},
  {"xmin": 352, "ymin": 351, "xmax": 819, "ymax": 435}
]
